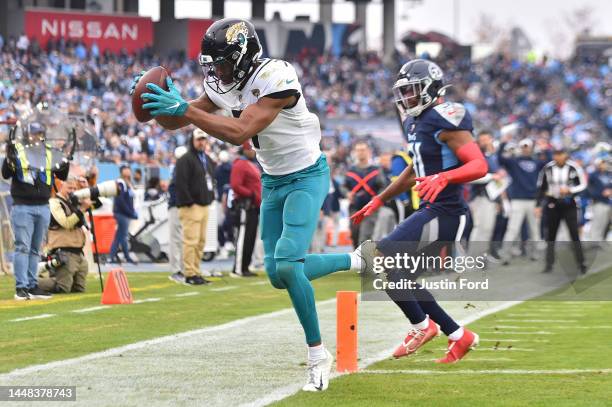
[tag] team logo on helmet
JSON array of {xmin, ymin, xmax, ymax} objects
[
  {"xmin": 225, "ymin": 22, "xmax": 249, "ymax": 45},
  {"xmin": 428, "ymin": 63, "xmax": 443, "ymax": 80}
]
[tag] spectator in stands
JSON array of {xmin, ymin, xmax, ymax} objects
[
  {"xmin": 344, "ymin": 141, "xmax": 386, "ymax": 248},
  {"xmin": 38, "ymin": 175, "xmax": 90, "ymax": 293},
  {"xmin": 2, "ymin": 123, "xmax": 69, "ymax": 300},
  {"xmin": 229, "ymin": 142, "xmax": 261, "ymax": 277},
  {"xmin": 109, "ymin": 165, "xmax": 138, "ymax": 264},
  {"xmin": 175, "ymin": 129, "xmax": 216, "ymax": 285}
]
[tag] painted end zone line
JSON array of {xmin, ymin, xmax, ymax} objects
[
  {"xmin": 174, "ymin": 292, "xmax": 200, "ymax": 297},
  {"xmin": 133, "ymin": 298, "xmax": 162, "ymax": 304},
  {"xmin": 362, "ymin": 368, "xmax": 612, "ymax": 375},
  {"xmin": 210, "ymin": 286, "xmax": 237, "ymax": 292},
  {"xmin": 9, "ymin": 314, "xmax": 56, "ymax": 322},
  {"xmin": 72, "ymin": 306, "xmax": 111, "ymax": 313}
]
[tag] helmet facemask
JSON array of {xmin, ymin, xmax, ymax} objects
[{"xmin": 392, "ymin": 77, "xmax": 436, "ymax": 118}]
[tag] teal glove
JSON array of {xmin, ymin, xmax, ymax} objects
[
  {"xmin": 141, "ymin": 77, "xmax": 188, "ymax": 117},
  {"xmin": 129, "ymin": 70, "xmax": 146, "ymax": 95}
]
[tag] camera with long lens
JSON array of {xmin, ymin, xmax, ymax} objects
[
  {"xmin": 37, "ymin": 249, "xmax": 68, "ymax": 277},
  {"xmin": 70, "ymin": 180, "xmax": 122, "ymax": 202}
]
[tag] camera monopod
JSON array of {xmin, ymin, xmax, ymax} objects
[{"xmin": 87, "ymin": 208, "xmax": 105, "ymax": 293}]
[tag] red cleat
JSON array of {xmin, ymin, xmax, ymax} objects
[
  {"xmin": 392, "ymin": 319, "xmax": 440, "ymax": 358},
  {"xmin": 436, "ymin": 328, "xmax": 479, "ymax": 364}
]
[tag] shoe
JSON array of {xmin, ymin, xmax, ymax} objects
[
  {"xmin": 302, "ymin": 348, "xmax": 333, "ymax": 392},
  {"xmin": 580, "ymin": 264, "xmax": 587, "ymax": 274},
  {"xmin": 109, "ymin": 255, "xmax": 122, "ymax": 264},
  {"xmin": 392, "ymin": 318, "xmax": 440, "ymax": 358},
  {"xmin": 353, "ymin": 240, "xmax": 377, "ymax": 274},
  {"xmin": 541, "ymin": 267, "xmax": 553, "ymax": 273},
  {"xmin": 28, "ymin": 286, "xmax": 52, "ymax": 300},
  {"xmin": 210, "ymin": 270, "xmax": 224, "ymax": 277},
  {"xmin": 241, "ymin": 270, "xmax": 258, "ymax": 277},
  {"xmin": 126, "ymin": 258, "xmax": 139, "ymax": 265},
  {"xmin": 184, "ymin": 275, "xmax": 211, "ymax": 285},
  {"xmin": 14, "ymin": 288, "xmax": 30, "ymax": 301},
  {"xmin": 169, "ymin": 271, "xmax": 185, "ymax": 284},
  {"xmin": 436, "ymin": 328, "xmax": 479, "ymax": 364}
]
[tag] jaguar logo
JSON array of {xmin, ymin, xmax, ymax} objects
[{"xmin": 226, "ymin": 22, "xmax": 248, "ymax": 45}]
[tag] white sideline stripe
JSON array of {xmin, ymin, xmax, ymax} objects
[
  {"xmin": 173, "ymin": 292, "xmax": 199, "ymax": 297},
  {"xmin": 437, "ymin": 347, "xmax": 535, "ymax": 352},
  {"xmin": 1, "ymin": 298, "xmax": 338, "ymax": 379},
  {"xmin": 362, "ymin": 368, "xmax": 612, "ymax": 375},
  {"xmin": 410, "ymin": 357, "xmax": 514, "ymax": 362},
  {"xmin": 498, "ymin": 319, "xmax": 577, "ymax": 323},
  {"xmin": 132, "ymin": 298, "xmax": 161, "ymax": 304},
  {"xmin": 72, "ymin": 306, "xmax": 111, "ymax": 313},
  {"xmin": 481, "ymin": 331, "xmax": 553, "ymax": 335},
  {"xmin": 245, "ymin": 300, "xmax": 523, "ymax": 407},
  {"xmin": 248, "ymin": 281, "xmax": 268, "ymax": 286},
  {"xmin": 9, "ymin": 314, "xmax": 56, "ymax": 322},
  {"xmin": 506, "ymin": 313, "xmax": 581, "ymax": 317},
  {"xmin": 551, "ymin": 325, "xmax": 612, "ymax": 329},
  {"xmin": 210, "ymin": 286, "xmax": 237, "ymax": 292},
  {"xmin": 480, "ymin": 338, "xmax": 549, "ymax": 343}
]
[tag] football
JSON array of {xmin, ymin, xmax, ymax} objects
[{"xmin": 131, "ymin": 66, "xmax": 169, "ymax": 122}]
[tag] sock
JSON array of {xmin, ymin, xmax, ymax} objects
[
  {"xmin": 448, "ymin": 327, "xmax": 464, "ymax": 341},
  {"xmin": 413, "ymin": 315, "xmax": 430, "ymax": 330},
  {"xmin": 303, "ymin": 254, "xmax": 351, "ymax": 281},
  {"xmin": 308, "ymin": 344, "xmax": 326, "ymax": 361},
  {"xmin": 349, "ymin": 251, "xmax": 362, "ymax": 270}
]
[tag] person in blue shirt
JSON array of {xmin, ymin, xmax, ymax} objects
[{"xmin": 110, "ymin": 165, "xmax": 139, "ymax": 264}]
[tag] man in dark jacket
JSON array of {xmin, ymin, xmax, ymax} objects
[
  {"xmin": 2, "ymin": 124, "xmax": 69, "ymax": 300},
  {"xmin": 110, "ymin": 165, "xmax": 139, "ymax": 264},
  {"xmin": 175, "ymin": 129, "xmax": 216, "ymax": 285},
  {"xmin": 229, "ymin": 142, "xmax": 261, "ymax": 277}
]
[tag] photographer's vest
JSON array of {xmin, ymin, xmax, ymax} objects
[
  {"xmin": 48, "ymin": 196, "xmax": 86, "ymax": 251},
  {"xmin": 13, "ymin": 142, "xmax": 54, "ymax": 185}
]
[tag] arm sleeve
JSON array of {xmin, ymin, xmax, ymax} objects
[
  {"xmin": 50, "ymin": 198, "xmax": 80, "ymax": 229},
  {"xmin": 258, "ymin": 61, "xmax": 301, "ymax": 99},
  {"xmin": 175, "ymin": 157, "xmax": 194, "ymax": 206},
  {"xmin": 441, "ymin": 142, "xmax": 488, "ymax": 184},
  {"xmin": 569, "ymin": 164, "xmax": 587, "ymax": 195}
]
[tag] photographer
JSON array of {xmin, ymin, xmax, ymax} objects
[
  {"xmin": 38, "ymin": 176, "xmax": 90, "ymax": 293},
  {"xmin": 2, "ymin": 122, "xmax": 69, "ymax": 300}
]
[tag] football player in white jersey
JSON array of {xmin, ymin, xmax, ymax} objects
[{"xmin": 138, "ymin": 18, "xmax": 363, "ymax": 392}]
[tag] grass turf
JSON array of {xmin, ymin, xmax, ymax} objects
[
  {"xmin": 275, "ymin": 269, "xmax": 612, "ymax": 406},
  {"xmin": 0, "ymin": 270, "xmax": 359, "ymax": 373}
]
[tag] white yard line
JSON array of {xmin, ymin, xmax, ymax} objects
[
  {"xmin": 210, "ymin": 286, "xmax": 237, "ymax": 292},
  {"xmin": 248, "ymin": 281, "xmax": 268, "ymax": 286},
  {"xmin": 72, "ymin": 306, "xmax": 111, "ymax": 313},
  {"xmin": 363, "ymin": 368, "xmax": 612, "ymax": 375},
  {"xmin": 173, "ymin": 292, "xmax": 200, "ymax": 297},
  {"xmin": 480, "ymin": 338, "xmax": 550, "ymax": 343},
  {"xmin": 497, "ymin": 319, "xmax": 577, "ymax": 323},
  {"xmin": 133, "ymin": 298, "xmax": 162, "ymax": 304},
  {"xmin": 9, "ymin": 314, "xmax": 56, "ymax": 322},
  {"xmin": 408, "ymin": 357, "xmax": 515, "ymax": 362},
  {"xmin": 480, "ymin": 331, "xmax": 553, "ymax": 335}
]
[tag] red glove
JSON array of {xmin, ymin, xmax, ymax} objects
[
  {"xmin": 350, "ymin": 196, "xmax": 384, "ymax": 225},
  {"xmin": 415, "ymin": 173, "xmax": 449, "ymax": 203}
]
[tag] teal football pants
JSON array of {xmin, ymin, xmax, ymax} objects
[{"xmin": 260, "ymin": 167, "xmax": 351, "ymax": 345}]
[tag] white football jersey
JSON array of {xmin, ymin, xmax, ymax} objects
[{"xmin": 203, "ymin": 58, "xmax": 322, "ymax": 176}]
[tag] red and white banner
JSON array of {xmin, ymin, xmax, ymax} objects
[
  {"xmin": 25, "ymin": 9, "xmax": 153, "ymax": 53},
  {"xmin": 187, "ymin": 19, "xmax": 215, "ymax": 59}
]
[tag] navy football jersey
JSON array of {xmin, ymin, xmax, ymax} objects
[{"xmin": 402, "ymin": 101, "xmax": 474, "ymax": 214}]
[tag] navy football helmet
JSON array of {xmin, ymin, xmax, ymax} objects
[
  {"xmin": 199, "ymin": 18, "xmax": 262, "ymax": 94},
  {"xmin": 393, "ymin": 59, "xmax": 450, "ymax": 118}
]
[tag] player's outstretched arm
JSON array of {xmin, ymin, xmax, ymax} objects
[
  {"xmin": 351, "ymin": 165, "xmax": 415, "ymax": 225},
  {"xmin": 155, "ymin": 95, "xmax": 219, "ymax": 130},
  {"xmin": 184, "ymin": 95, "xmax": 290, "ymax": 146},
  {"xmin": 414, "ymin": 130, "xmax": 488, "ymax": 202}
]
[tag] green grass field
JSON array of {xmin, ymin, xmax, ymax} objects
[{"xmin": 0, "ymin": 271, "xmax": 359, "ymax": 373}]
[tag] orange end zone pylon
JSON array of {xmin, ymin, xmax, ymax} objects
[
  {"xmin": 101, "ymin": 268, "xmax": 133, "ymax": 304},
  {"xmin": 336, "ymin": 290, "xmax": 358, "ymax": 373}
]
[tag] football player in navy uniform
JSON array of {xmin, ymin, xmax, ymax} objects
[{"xmin": 352, "ymin": 59, "xmax": 488, "ymax": 363}]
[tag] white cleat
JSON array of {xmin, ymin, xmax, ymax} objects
[
  {"xmin": 352, "ymin": 240, "xmax": 377, "ymax": 274},
  {"xmin": 302, "ymin": 349, "xmax": 333, "ymax": 392}
]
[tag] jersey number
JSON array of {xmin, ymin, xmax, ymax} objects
[
  {"xmin": 409, "ymin": 142, "xmax": 425, "ymax": 178},
  {"xmin": 232, "ymin": 109, "xmax": 260, "ymax": 148}
]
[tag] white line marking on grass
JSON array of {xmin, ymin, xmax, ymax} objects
[
  {"xmin": 480, "ymin": 338, "xmax": 550, "ymax": 343},
  {"xmin": 473, "ymin": 348, "xmax": 535, "ymax": 352},
  {"xmin": 210, "ymin": 286, "xmax": 237, "ymax": 292},
  {"xmin": 506, "ymin": 313, "xmax": 581, "ymax": 318},
  {"xmin": 549, "ymin": 325, "xmax": 612, "ymax": 329},
  {"xmin": 72, "ymin": 306, "xmax": 111, "ymax": 313},
  {"xmin": 498, "ymin": 319, "xmax": 577, "ymax": 323},
  {"xmin": 174, "ymin": 292, "xmax": 200, "ymax": 297},
  {"xmin": 410, "ymin": 357, "xmax": 515, "ymax": 362},
  {"xmin": 133, "ymin": 298, "xmax": 161, "ymax": 304},
  {"xmin": 248, "ymin": 281, "xmax": 268, "ymax": 286},
  {"xmin": 481, "ymin": 331, "xmax": 553, "ymax": 335},
  {"xmin": 9, "ymin": 314, "xmax": 56, "ymax": 322},
  {"xmin": 362, "ymin": 368, "xmax": 612, "ymax": 375}
]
